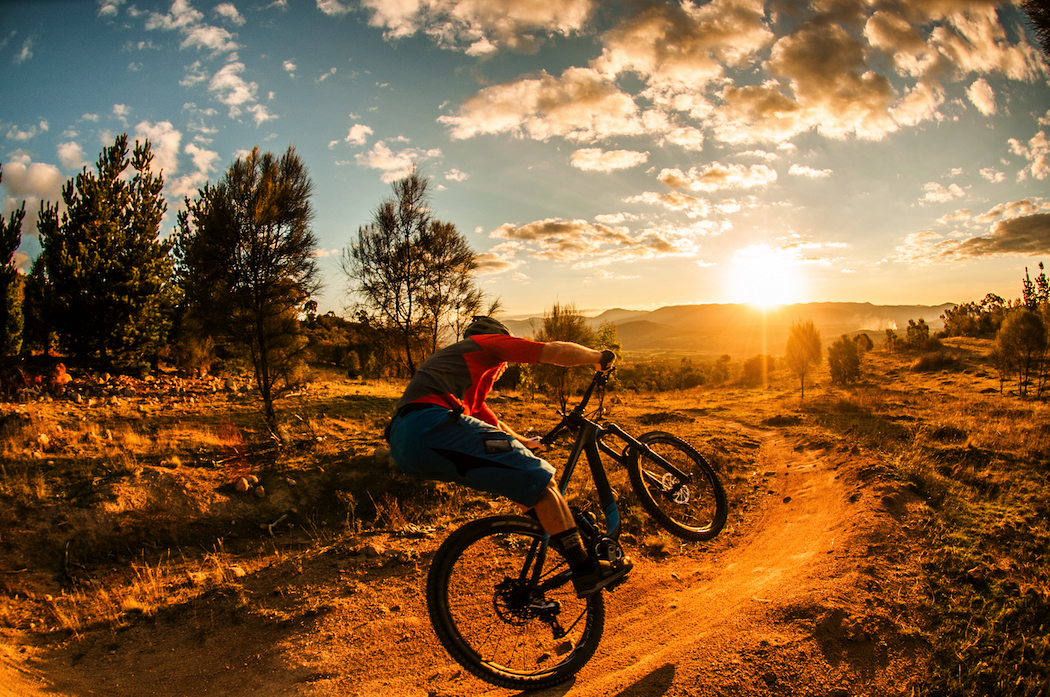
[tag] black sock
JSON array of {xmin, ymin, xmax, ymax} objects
[{"xmin": 550, "ymin": 528, "xmax": 591, "ymax": 572}]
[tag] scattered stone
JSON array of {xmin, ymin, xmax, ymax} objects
[
  {"xmin": 246, "ymin": 474, "xmax": 259, "ymax": 485},
  {"xmin": 362, "ymin": 543, "xmax": 385, "ymax": 558},
  {"xmin": 227, "ymin": 565, "xmax": 247, "ymax": 578},
  {"xmin": 253, "ymin": 485, "xmax": 266, "ymax": 498},
  {"xmin": 234, "ymin": 477, "xmax": 250, "ymax": 493},
  {"xmin": 782, "ymin": 496, "xmax": 792, "ymax": 504},
  {"xmin": 36, "ymin": 433, "xmax": 50, "ymax": 450}
]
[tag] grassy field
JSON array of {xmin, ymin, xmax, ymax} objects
[{"xmin": 0, "ymin": 339, "xmax": 1047, "ymax": 695}]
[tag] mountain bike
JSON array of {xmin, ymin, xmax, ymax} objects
[{"xmin": 425, "ymin": 365, "xmax": 728, "ymax": 689}]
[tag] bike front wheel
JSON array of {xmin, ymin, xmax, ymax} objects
[
  {"xmin": 426, "ymin": 515, "xmax": 605, "ymax": 690},
  {"xmin": 628, "ymin": 431, "xmax": 728, "ymax": 541}
]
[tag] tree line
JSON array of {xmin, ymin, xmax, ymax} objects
[{"xmin": 0, "ymin": 136, "xmax": 489, "ymax": 433}]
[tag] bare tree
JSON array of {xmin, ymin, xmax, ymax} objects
[{"xmin": 342, "ymin": 170, "xmax": 483, "ymax": 374}]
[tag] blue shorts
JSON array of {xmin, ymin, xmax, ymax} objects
[{"xmin": 388, "ymin": 406, "xmax": 555, "ymax": 508}]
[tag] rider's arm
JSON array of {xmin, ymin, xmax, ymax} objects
[{"xmin": 538, "ymin": 341, "xmax": 610, "ymax": 370}]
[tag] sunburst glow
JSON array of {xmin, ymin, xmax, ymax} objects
[{"xmin": 726, "ymin": 244, "xmax": 805, "ymax": 308}]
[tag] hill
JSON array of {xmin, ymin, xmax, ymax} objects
[{"xmin": 506, "ymin": 302, "xmax": 956, "ymax": 356}]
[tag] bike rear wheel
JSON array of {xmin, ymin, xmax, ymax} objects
[
  {"xmin": 628, "ymin": 431, "xmax": 728, "ymax": 541},
  {"xmin": 426, "ymin": 515, "xmax": 605, "ymax": 690}
]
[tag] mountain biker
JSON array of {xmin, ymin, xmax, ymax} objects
[{"xmin": 387, "ymin": 315, "xmax": 631, "ymax": 598}]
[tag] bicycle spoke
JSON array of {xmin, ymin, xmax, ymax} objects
[{"xmin": 428, "ymin": 517, "xmax": 604, "ymax": 688}]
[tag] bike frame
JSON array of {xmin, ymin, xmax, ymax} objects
[{"xmin": 523, "ymin": 370, "xmax": 695, "ymax": 593}]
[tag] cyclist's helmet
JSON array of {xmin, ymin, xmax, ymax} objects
[{"xmin": 463, "ymin": 316, "xmax": 512, "ymax": 339}]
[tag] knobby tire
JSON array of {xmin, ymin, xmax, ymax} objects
[
  {"xmin": 426, "ymin": 516, "xmax": 605, "ymax": 690},
  {"xmin": 628, "ymin": 431, "xmax": 728, "ymax": 541}
]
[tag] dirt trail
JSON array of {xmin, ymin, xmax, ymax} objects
[{"xmin": 3, "ymin": 424, "xmax": 924, "ymax": 696}]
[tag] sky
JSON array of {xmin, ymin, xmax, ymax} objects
[{"xmin": 2, "ymin": 0, "xmax": 1049, "ymax": 318}]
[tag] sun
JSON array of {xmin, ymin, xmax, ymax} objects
[{"xmin": 725, "ymin": 244, "xmax": 805, "ymax": 308}]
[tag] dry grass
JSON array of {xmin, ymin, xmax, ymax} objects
[{"xmin": 2, "ymin": 345, "xmax": 1048, "ymax": 695}]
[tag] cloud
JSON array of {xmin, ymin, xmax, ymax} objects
[
  {"xmin": 355, "ymin": 140, "xmax": 442, "ymax": 182},
  {"xmin": 658, "ymin": 162, "xmax": 777, "ymax": 192},
  {"xmin": 352, "ymin": 0, "xmax": 596, "ymax": 53},
  {"xmin": 625, "ymin": 190, "xmax": 712, "ymax": 219},
  {"xmin": 0, "ymin": 157, "xmax": 65, "ymax": 236},
  {"xmin": 4, "ymin": 120, "xmax": 49, "ymax": 142},
  {"xmin": 57, "ymin": 141, "xmax": 89, "ymax": 170},
  {"xmin": 145, "ymin": 0, "xmax": 240, "ymax": 57},
  {"xmin": 1009, "ymin": 130, "xmax": 1049, "ymax": 181},
  {"xmin": 14, "ymin": 36, "xmax": 33, "ymax": 64},
  {"xmin": 767, "ymin": 19, "xmax": 897, "ymax": 140},
  {"xmin": 445, "ymin": 168, "xmax": 469, "ymax": 182},
  {"xmin": 474, "ymin": 251, "xmax": 524, "ymax": 274},
  {"xmin": 490, "ymin": 216, "xmax": 702, "ymax": 267},
  {"xmin": 570, "ymin": 148, "xmax": 648, "ymax": 172},
  {"xmin": 439, "ymin": 67, "xmax": 644, "ymax": 142},
  {"xmin": 345, "ymin": 123, "xmax": 373, "ymax": 145},
  {"xmin": 789, "ymin": 164, "xmax": 832, "ymax": 178},
  {"xmin": 283, "ymin": 59, "xmax": 296, "ymax": 76},
  {"xmin": 168, "ymin": 142, "xmax": 221, "ymax": 198},
  {"xmin": 98, "ymin": 0, "xmax": 126, "ymax": 18},
  {"xmin": 214, "ymin": 3, "xmax": 245, "ymax": 26},
  {"xmin": 980, "ymin": 167, "xmax": 1005, "ymax": 183},
  {"xmin": 921, "ymin": 181, "xmax": 966, "ymax": 203},
  {"xmin": 967, "ymin": 77, "xmax": 996, "ymax": 116},
  {"xmin": 895, "ymin": 197, "xmax": 1050, "ymax": 263},
  {"xmin": 593, "ymin": 0, "xmax": 773, "ymax": 92},
  {"xmin": 208, "ymin": 61, "xmax": 258, "ymax": 117},
  {"xmin": 134, "ymin": 120, "xmax": 182, "ymax": 180}
]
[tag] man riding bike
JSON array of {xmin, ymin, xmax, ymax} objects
[{"xmin": 387, "ymin": 316, "xmax": 631, "ymax": 598}]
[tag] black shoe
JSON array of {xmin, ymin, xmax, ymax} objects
[{"xmin": 571, "ymin": 556, "xmax": 633, "ymax": 598}]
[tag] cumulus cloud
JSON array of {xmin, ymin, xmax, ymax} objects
[
  {"xmin": 355, "ymin": 140, "xmax": 442, "ymax": 182},
  {"xmin": 788, "ymin": 164, "xmax": 832, "ymax": 178},
  {"xmin": 921, "ymin": 181, "xmax": 966, "ymax": 204},
  {"xmin": 134, "ymin": 120, "xmax": 182, "ymax": 175},
  {"xmin": 593, "ymin": 0, "xmax": 773, "ymax": 92},
  {"xmin": 570, "ymin": 148, "xmax": 648, "ymax": 172},
  {"xmin": 168, "ymin": 142, "xmax": 221, "ymax": 199},
  {"xmin": 345, "ymin": 123, "xmax": 373, "ymax": 146},
  {"xmin": 895, "ymin": 198, "xmax": 1050, "ymax": 263},
  {"xmin": 658, "ymin": 162, "xmax": 777, "ymax": 192},
  {"xmin": 214, "ymin": 3, "xmax": 245, "ymax": 26},
  {"xmin": 57, "ymin": 141, "xmax": 89, "ymax": 170},
  {"xmin": 146, "ymin": 0, "xmax": 239, "ymax": 54},
  {"xmin": 5, "ymin": 120, "xmax": 49, "ymax": 142},
  {"xmin": 439, "ymin": 67, "xmax": 644, "ymax": 142},
  {"xmin": 1009, "ymin": 130, "xmax": 1050, "ymax": 181},
  {"xmin": 490, "ymin": 216, "xmax": 703, "ymax": 267},
  {"xmin": 0, "ymin": 156, "xmax": 65, "ymax": 236},
  {"xmin": 980, "ymin": 167, "xmax": 1005, "ymax": 183},
  {"xmin": 625, "ymin": 190, "xmax": 712, "ymax": 219},
  {"xmin": 967, "ymin": 78, "xmax": 996, "ymax": 116},
  {"xmin": 350, "ymin": 0, "xmax": 596, "ymax": 54}
]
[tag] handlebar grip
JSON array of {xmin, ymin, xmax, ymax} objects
[{"xmin": 600, "ymin": 349, "xmax": 616, "ymax": 371}]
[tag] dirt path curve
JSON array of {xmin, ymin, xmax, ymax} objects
[
  {"xmin": 456, "ymin": 423, "xmax": 922, "ymax": 697},
  {"xmin": 3, "ymin": 424, "xmax": 923, "ymax": 697}
]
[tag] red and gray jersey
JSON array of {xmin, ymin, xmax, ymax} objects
[{"xmin": 395, "ymin": 335, "xmax": 544, "ymax": 426}]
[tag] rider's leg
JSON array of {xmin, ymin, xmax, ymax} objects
[
  {"xmin": 523, "ymin": 480, "xmax": 632, "ymax": 598},
  {"xmin": 525, "ymin": 480, "xmax": 574, "ymax": 535}
]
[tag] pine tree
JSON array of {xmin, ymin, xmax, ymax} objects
[
  {"xmin": 36, "ymin": 135, "xmax": 176, "ymax": 366},
  {"xmin": 174, "ymin": 146, "xmax": 319, "ymax": 434},
  {"xmin": 0, "ymin": 164, "xmax": 26, "ymax": 356}
]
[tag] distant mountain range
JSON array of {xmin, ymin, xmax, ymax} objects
[{"xmin": 504, "ymin": 303, "xmax": 957, "ymax": 356}]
